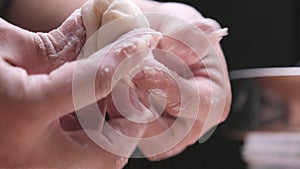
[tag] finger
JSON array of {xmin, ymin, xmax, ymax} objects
[
  {"xmin": 49, "ymin": 29, "xmax": 161, "ymax": 121},
  {"xmin": 80, "ymin": 118, "xmax": 148, "ymax": 159},
  {"xmin": 155, "ymin": 36, "xmax": 199, "ymax": 67},
  {"xmin": 0, "ymin": 29, "xmax": 161, "ymax": 122},
  {"xmin": 59, "ymin": 112, "xmax": 82, "ymax": 131},
  {"xmin": 48, "ymin": 119, "xmax": 147, "ymax": 169},
  {"xmin": 155, "ymin": 22, "xmax": 223, "ymax": 68},
  {"xmin": 133, "ymin": 62, "xmax": 229, "ymax": 138},
  {"xmin": 140, "ymin": 119, "xmax": 204, "ymax": 161},
  {"xmin": 133, "ymin": 58, "xmax": 229, "ymax": 160},
  {"xmin": 133, "ymin": 65, "xmax": 205, "ymax": 120},
  {"xmin": 192, "ymin": 18, "xmax": 228, "ymax": 44},
  {"xmin": 0, "ymin": 10, "xmax": 86, "ymax": 74},
  {"xmin": 32, "ymin": 10, "xmax": 86, "ymax": 74},
  {"xmin": 136, "ymin": 44, "xmax": 231, "ymax": 121},
  {"xmin": 137, "ymin": 114, "xmax": 195, "ymax": 160}
]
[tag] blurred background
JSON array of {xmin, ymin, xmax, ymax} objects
[{"xmin": 165, "ymin": 0, "xmax": 300, "ymax": 69}]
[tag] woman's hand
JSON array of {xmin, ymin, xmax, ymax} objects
[
  {"xmin": 0, "ymin": 10, "xmax": 161, "ymax": 168},
  {"xmin": 105, "ymin": 0, "xmax": 232, "ymax": 160}
]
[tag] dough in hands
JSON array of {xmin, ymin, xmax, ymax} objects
[
  {"xmin": 80, "ymin": 0, "xmax": 155, "ymax": 56},
  {"xmin": 80, "ymin": 0, "xmax": 167, "ymax": 122},
  {"xmin": 80, "ymin": 0, "xmax": 170, "ymax": 86}
]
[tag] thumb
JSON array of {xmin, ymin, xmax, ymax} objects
[
  {"xmin": 29, "ymin": 9, "xmax": 86, "ymax": 74},
  {"xmin": 0, "ymin": 10, "xmax": 85, "ymax": 74},
  {"xmin": 2, "ymin": 29, "xmax": 162, "ymax": 123}
]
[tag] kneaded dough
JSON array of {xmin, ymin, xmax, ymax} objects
[
  {"xmin": 79, "ymin": 0, "xmax": 166, "ymax": 122},
  {"xmin": 80, "ymin": 0, "xmax": 155, "ymax": 58},
  {"xmin": 79, "ymin": 0, "xmax": 169, "ymax": 82}
]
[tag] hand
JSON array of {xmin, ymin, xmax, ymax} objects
[
  {"xmin": 105, "ymin": 0, "xmax": 232, "ymax": 160},
  {"xmin": 0, "ymin": 10, "xmax": 161, "ymax": 168}
]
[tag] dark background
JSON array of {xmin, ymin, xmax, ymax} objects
[
  {"xmin": 125, "ymin": 0, "xmax": 300, "ymax": 169},
  {"xmin": 156, "ymin": 0, "xmax": 300, "ymax": 70}
]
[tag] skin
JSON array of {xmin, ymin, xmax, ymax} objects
[
  {"xmin": 108, "ymin": 0, "xmax": 232, "ymax": 160},
  {"xmin": 2, "ymin": 0, "xmax": 232, "ymax": 168},
  {"xmin": 0, "ymin": 9, "xmax": 161, "ymax": 169}
]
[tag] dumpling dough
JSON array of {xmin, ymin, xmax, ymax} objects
[
  {"xmin": 79, "ymin": 0, "xmax": 167, "ymax": 122},
  {"xmin": 80, "ymin": 0, "xmax": 159, "ymax": 58}
]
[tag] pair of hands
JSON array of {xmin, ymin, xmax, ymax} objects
[{"xmin": 0, "ymin": 0, "xmax": 231, "ymax": 169}]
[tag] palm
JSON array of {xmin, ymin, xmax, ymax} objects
[
  {"xmin": 102, "ymin": 0, "xmax": 231, "ymax": 160},
  {"xmin": 0, "ymin": 11, "xmax": 155, "ymax": 168}
]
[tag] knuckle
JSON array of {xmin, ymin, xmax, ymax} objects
[{"xmin": 96, "ymin": 65, "xmax": 114, "ymax": 97}]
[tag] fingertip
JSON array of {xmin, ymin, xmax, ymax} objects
[{"xmin": 192, "ymin": 18, "xmax": 228, "ymax": 43}]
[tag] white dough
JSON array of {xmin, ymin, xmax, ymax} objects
[
  {"xmin": 79, "ymin": 0, "xmax": 170, "ymax": 77},
  {"xmin": 80, "ymin": 0, "xmax": 168, "ymax": 122},
  {"xmin": 80, "ymin": 0, "xmax": 152, "ymax": 56}
]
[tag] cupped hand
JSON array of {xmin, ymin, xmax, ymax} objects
[
  {"xmin": 0, "ymin": 9, "xmax": 161, "ymax": 169},
  {"xmin": 105, "ymin": 0, "xmax": 232, "ymax": 161}
]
